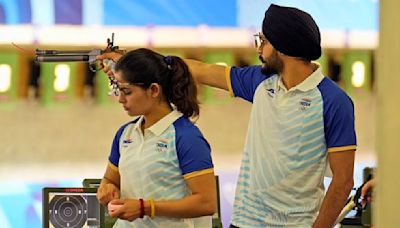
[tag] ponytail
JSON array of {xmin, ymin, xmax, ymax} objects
[{"xmin": 165, "ymin": 56, "xmax": 200, "ymax": 118}]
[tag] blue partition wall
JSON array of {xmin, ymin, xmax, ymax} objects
[{"xmin": 0, "ymin": 0, "xmax": 378, "ymax": 31}]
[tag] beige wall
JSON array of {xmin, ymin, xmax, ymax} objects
[
  {"xmin": 1, "ymin": 88, "xmax": 375, "ymax": 178},
  {"xmin": 375, "ymin": 1, "xmax": 400, "ymax": 226},
  {"xmin": 0, "ymin": 98, "xmax": 253, "ymax": 163},
  {"xmin": 0, "ymin": 96, "xmax": 251, "ymax": 180}
]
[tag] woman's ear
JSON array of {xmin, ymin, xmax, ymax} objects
[{"xmin": 148, "ymin": 83, "xmax": 161, "ymax": 98}]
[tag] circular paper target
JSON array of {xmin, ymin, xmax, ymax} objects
[{"xmin": 49, "ymin": 195, "xmax": 88, "ymax": 228}]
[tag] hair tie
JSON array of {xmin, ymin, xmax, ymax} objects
[{"xmin": 164, "ymin": 56, "xmax": 173, "ymax": 69}]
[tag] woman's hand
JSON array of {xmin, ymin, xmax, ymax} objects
[
  {"xmin": 97, "ymin": 182, "xmax": 120, "ymax": 206},
  {"xmin": 108, "ymin": 199, "xmax": 143, "ymax": 222},
  {"xmin": 96, "ymin": 52, "xmax": 123, "ymax": 77}
]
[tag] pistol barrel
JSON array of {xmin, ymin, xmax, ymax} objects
[
  {"xmin": 35, "ymin": 50, "xmax": 92, "ymax": 56},
  {"xmin": 36, "ymin": 55, "xmax": 89, "ymax": 62}
]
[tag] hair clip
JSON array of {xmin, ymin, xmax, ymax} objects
[{"xmin": 164, "ymin": 56, "xmax": 173, "ymax": 69}]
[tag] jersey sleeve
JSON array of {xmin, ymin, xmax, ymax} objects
[
  {"xmin": 319, "ymin": 78, "xmax": 357, "ymax": 152},
  {"xmin": 108, "ymin": 120, "xmax": 137, "ymax": 169},
  {"xmin": 108, "ymin": 126, "xmax": 124, "ymax": 169},
  {"xmin": 174, "ymin": 118, "xmax": 214, "ymax": 179},
  {"xmin": 229, "ymin": 65, "xmax": 269, "ymax": 102}
]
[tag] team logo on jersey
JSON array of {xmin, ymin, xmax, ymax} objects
[
  {"xmin": 156, "ymin": 140, "xmax": 168, "ymax": 153},
  {"xmin": 122, "ymin": 138, "xmax": 133, "ymax": 147},
  {"xmin": 300, "ymin": 98, "xmax": 311, "ymax": 110},
  {"xmin": 266, "ymin": 88, "xmax": 275, "ymax": 98}
]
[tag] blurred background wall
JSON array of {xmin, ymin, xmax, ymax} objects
[{"xmin": 0, "ymin": 0, "xmax": 378, "ymax": 227}]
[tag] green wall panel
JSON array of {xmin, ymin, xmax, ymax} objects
[
  {"xmin": 342, "ymin": 51, "xmax": 372, "ymax": 97},
  {"xmin": 40, "ymin": 62, "xmax": 78, "ymax": 106},
  {"xmin": 0, "ymin": 52, "xmax": 19, "ymax": 108}
]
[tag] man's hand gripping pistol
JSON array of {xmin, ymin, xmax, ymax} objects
[{"xmin": 35, "ymin": 33, "xmax": 124, "ymax": 96}]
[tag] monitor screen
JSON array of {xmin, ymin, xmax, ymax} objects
[
  {"xmin": 82, "ymin": 179, "xmax": 101, "ymax": 188},
  {"xmin": 42, "ymin": 187, "xmax": 103, "ymax": 228}
]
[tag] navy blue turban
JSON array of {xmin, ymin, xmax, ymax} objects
[{"xmin": 262, "ymin": 4, "xmax": 321, "ymax": 61}]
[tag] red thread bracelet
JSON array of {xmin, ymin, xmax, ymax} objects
[{"xmin": 139, "ymin": 199, "xmax": 145, "ymax": 218}]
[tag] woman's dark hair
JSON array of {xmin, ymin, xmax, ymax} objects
[{"xmin": 114, "ymin": 48, "xmax": 200, "ymax": 118}]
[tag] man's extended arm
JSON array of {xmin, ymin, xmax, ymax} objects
[
  {"xmin": 313, "ymin": 149, "xmax": 355, "ymax": 228},
  {"xmin": 96, "ymin": 53, "xmax": 230, "ymax": 90},
  {"xmin": 184, "ymin": 59, "xmax": 229, "ymax": 90}
]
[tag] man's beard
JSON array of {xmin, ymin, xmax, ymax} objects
[{"xmin": 260, "ymin": 50, "xmax": 284, "ymax": 75}]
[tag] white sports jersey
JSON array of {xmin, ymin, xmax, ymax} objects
[
  {"xmin": 108, "ymin": 110, "xmax": 214, "ymax": 228},
  {"xmin": 227, "ymin": 65, "xmax": 357, "ymax": 227}
]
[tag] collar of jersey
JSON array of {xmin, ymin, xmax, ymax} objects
[
  {"xmin": 277, "ymin": 64, "xmax": 325, "ymax": 93},
  {"xmin": 133, "ymin": 110, "xmax": 183, "ymax": 136}
]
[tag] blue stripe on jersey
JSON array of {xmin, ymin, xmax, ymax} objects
[
  {"xmin": 108, "ymin": 118, "xmax": 140, "ymax": 167},
  {"xmin": 173, "ymin": 117, "xmax": 213, "ymax": 175},
  {"xmin": 318, "ymin": 77, "xmax": 357, "ymax": 148},
  {"xmin": 230, "ymin": 65, "xmax": 271, "ymax": 102}
]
